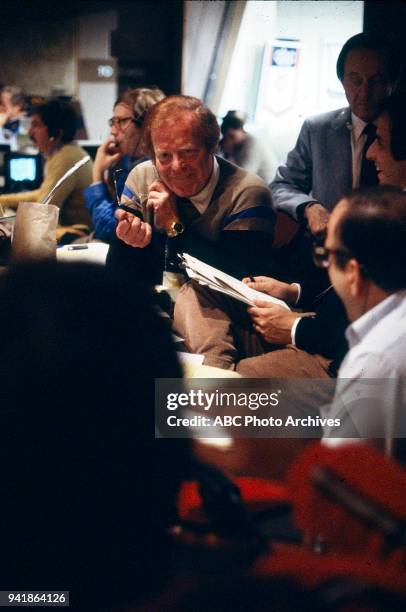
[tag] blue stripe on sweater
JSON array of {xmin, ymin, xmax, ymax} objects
[
  {"xmin": 221, "ymin": 206, "xmax": 276, "ymax": 230},
  {"xmin": 122, "ymin": 185, "xmax": 135, "ymax": 199}
]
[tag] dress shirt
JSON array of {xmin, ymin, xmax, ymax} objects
[{"xmin": 322, "ymin": 289, "xmax": 406, "ymax": 449}]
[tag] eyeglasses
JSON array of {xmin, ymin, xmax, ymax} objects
[
  {"xmin": 108, "ymin": 116, "xmax": 134, "ymax": 129},
  {"xmin": 313, "ymin": 243, "xmax": 351, "ymax": 269}
]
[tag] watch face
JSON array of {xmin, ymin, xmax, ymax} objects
[{"xmin": 167, "ymin": 221, "xmax": 184, "ymax": 238}]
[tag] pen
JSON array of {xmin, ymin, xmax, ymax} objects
[{"xmin": 68, "ymin": 245, "xmax": 89, "ymax": 251}]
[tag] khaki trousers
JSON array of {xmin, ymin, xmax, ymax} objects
[{"xmin": 174, "ymin": 281, "xmax": 332, "ymax": 379}]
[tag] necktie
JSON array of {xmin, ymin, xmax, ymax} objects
[{"xmin": 359, "ymin": 123, "xmax": 378, "ymax": 187}]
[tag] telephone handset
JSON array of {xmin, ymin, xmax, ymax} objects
[{"xmin": 116, "ymin": 165, "xmax": 159, "ymax": 225}]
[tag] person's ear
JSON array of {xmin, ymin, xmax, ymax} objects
[
  {"xmin": 346, "ymin": 258, "xmax": 366, "ymax": 298},
  {"xmin": 49, "ymin": 129, "xmax": 63, "ymax": 143}
]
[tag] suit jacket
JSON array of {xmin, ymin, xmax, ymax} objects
[
  {"xmin": 295, "ymin": 287, "xmax": 349, "ymax": 376},
  {"xmin": 270, "ymin": 107, "xmax": 353, "ymax": 220}
]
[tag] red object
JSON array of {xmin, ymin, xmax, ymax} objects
[
  {"xmin": 255, "ymin": 547, "xmax": 406, "ymax": 594},
  {"xmin": 178, "ymin": 477, "xmax": 289, "ymax": 523},
  {"xmin": 286, "ymin": 442, "xmax": 406, "ymax": 557}
]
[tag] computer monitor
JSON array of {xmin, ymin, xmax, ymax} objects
[{"xmin": 3, "ymin": 152, "xmax": 43, "ymax": 193}]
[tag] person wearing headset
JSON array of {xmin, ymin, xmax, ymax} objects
[
  {"xmin": 0, "ymin": 98, "xmax": 93, "ymax": 239},
  {"xmin": 84, "ymin": 87, "xmax": 165, "ymax": 242}
]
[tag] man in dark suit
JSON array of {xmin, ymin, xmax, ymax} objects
[{"xmin": 271, "ymin": 33, "xmax": 401, "ymax": 236}]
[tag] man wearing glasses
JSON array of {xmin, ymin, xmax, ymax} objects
[
  {"xmin": 320, "ymin": 186, "xmax": 406, "ymax": 450},
  {"xmin": 84, "ymin": 87, "xmax": 164, "ymax": 242}
]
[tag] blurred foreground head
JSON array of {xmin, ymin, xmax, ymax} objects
[{"xmin": 0, "ymin": 261, "xmax": 189, "ymax": 610}]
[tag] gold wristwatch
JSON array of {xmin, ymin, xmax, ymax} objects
[{"xmin": 167, "ymin": 220, "xmax": 185, "ymax": 238}]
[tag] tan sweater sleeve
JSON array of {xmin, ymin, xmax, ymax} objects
[
  {"xmin": 0, "ymin": 188, "xmax": 41, "ymax": 208},
  {"xmin": 33, "ymin": 150, "xmax": 81, "ymax": 209}
]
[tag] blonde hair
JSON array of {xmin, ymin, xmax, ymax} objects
[{"xmin": 115, "ymin": 87, "xmax": 165, "ymax": 127}]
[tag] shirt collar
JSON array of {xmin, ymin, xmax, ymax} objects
[
  {"xmin": 188, "ymin": 156, "xmax": 219, "ymax": 214},
  {"xmin": 345, "ymin": 290, "xmax": 406, "ymax": 348},
  {"xmin": 351, "ymin": 112, "xmax": 368, "ymax": 142}
]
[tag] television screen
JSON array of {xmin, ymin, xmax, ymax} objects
[
  {"xmin": 4, "ymin": 152, "xmax": 43, "ymax": 193},
  {"xmin": 10, "ymin": 157, "xmax": 37, "ymax": 182}
]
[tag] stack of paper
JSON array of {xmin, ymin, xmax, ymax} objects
[{"xmin": 180, "ymin": 252, "xmax": 290, "ymax": 310}]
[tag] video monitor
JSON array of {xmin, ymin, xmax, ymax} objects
[{"xmin": 4, "ymin": 152, "xmax": 43, "ymax": 193}]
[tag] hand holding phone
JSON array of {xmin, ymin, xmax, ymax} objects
[{"xmin": 147, "ymin": 179, "xmax": 179, "ymax": 232}]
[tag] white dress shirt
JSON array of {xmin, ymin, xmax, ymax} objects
[{"xmin": 322, "ymin": 290, "xmax": 406, "ymax": 452}]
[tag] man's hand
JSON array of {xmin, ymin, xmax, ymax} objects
[
  {"xmin": 92, "ymin": 138, "xmax": 122, "ymax": 183},
  {"xmin": 305, "ymin": 203, "xmax": 330, "ymax": 237},
  {"xmin": 247, "ymin": 300, "xmax": 302, "ymax": 345},
  {"xmin": 115, "ymin": 208, "xmax": 152, "ymax": 248},
  {"xmin": 243, "ymin": 276, "xmax": 299, "ymax": 306},
  {"xmin": 147, "ymin": 180, "xmax": 180, "ymax": 233}
]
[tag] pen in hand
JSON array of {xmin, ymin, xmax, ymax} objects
[{"xmin": 117, "ymin": 203, "xmax": 144, "ymax": 220}]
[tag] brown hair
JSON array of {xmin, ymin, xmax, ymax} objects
[{"xmin": 141, "ymin": 95, "xmax": 220, "ymax": 159}]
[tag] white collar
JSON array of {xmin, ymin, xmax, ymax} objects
[
  {"xmin": 351, "ymin": 112, "xmax": 368, "ymax": 142},
  {"xmin": 346, "ymin": 290, "xmax": 406, "ymax": 348},
  {"xmin": 188, "ymin": 156, "xmax": 219, "ymax": 214}
]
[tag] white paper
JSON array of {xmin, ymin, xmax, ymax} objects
[
  {"xmin": 57, "ymin": 242, "xmax": 109, "ymax": 265},
  {"xmin": 177, "ymin": 351, "xmax": 205, "ymax": 366},
  {"xmin": 180, "ymin": 252, "xmax": 291, "ymax": 310}
]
